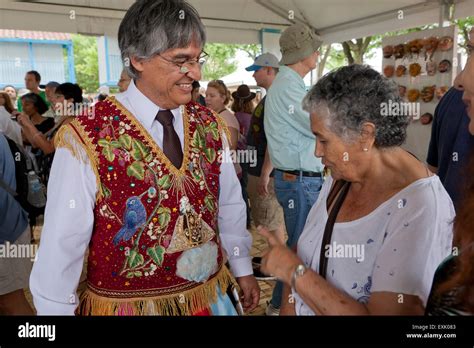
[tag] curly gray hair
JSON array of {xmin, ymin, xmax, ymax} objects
[
  {"xmin": 303, "ymin": 64, "xmax": 410, "ymax": 147},
  {"xmin": 118, "ymin": 0, "xmax": 206, "ymax": 79}
]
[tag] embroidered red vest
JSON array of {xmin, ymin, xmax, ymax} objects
[{"xmin": 57, "ymin": 98, "xmax": 234, "ymax": 315}]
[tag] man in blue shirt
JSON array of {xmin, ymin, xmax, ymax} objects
[
  {"xmin": 427, "ymin": 87, "xmax": 474, "ymax": 211},
  {"xmin": 245, "ymin": 54, "xmax": 286, "ymax": 280},
  {"xmin": 0, "ymin": 133, "xmax": 34, "ymax": 314},
  {"xmin": 264, "ymin": 23, "xmax": 324, "ymax": 315}
]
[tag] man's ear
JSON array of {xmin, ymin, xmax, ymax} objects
[
  {"xmin": 130, "ymin": 56, "xmax": 145, "ymax": 74},
  {"xmin": 359, "ymin": 122, "xmax": 376, "ymax": 150}
]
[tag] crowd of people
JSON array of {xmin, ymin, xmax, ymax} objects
[{"xmin": 0, "ymin": 0, "xmax": 472, "ymax": 316}]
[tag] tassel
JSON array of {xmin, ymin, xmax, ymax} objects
[
  {"xmin": 76, "ymin": 266, "xmax": 235, "ymax": 316},
  {"xmin": 54, "ymin": 122, "xmax": 104, "ymax": 201},
  {"xmin": 214, "ymin": 112, "xmax": 231, "ymax": 148}
]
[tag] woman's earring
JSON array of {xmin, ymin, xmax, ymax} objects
[{"xmin": 363, "ymin": 148, "xmax": 369, "ymax": 152}]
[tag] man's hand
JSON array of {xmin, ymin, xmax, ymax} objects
[
  {"xmin": 236, "ymin": 274, "xmax": 260, "ymax": 313},
  {"xmin": 257, "ymin": 174, "xmax": 270, "ymax": 196}
]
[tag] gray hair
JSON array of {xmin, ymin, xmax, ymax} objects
[
  {"xmin": 45, "ymin": 81, "xmax": 60, "ymax": 89},
  {"xmin": 303, "ymin": 64, "xmax": 410, "ymax": 148},
  {"xmin": 118, "ymin": 0, "xmax": 206, "ymax": 79}
]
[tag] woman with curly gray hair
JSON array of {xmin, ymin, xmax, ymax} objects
[{"xmin": 259, "ymin": 64, "xmax": 455, "ymax": 315}]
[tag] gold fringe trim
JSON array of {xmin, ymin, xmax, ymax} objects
[
  {"xmin": 76, "ymin": 266, "xmax": 235, "ymax": 316},
  {"xmin": 54, "ymin": 121, "xmax": 104, "ymax": 202},
  {"xmin": 213, "ymin": 111, "xmax": 232, "ymax": 150}
]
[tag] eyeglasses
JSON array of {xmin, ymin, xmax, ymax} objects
[{"xmin": 158, "ymin": 51, "xmax": 209, "ymax": 73}]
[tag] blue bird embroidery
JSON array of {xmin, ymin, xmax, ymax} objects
[{"xmin": 112, "ymin": 196, "xmax": 147, "ymax": 246}]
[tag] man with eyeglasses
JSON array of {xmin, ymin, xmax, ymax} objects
[
  {"xmin": 263, "ymin": 23, "xmax": 324, "ymax": 316},
  {"xmin": 30, "ymin": 0, "xmax": 259, "ymax": 316}
]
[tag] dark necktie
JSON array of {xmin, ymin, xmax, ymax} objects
[{"xmin": 155, "ymin": 109, "xmax": 183, "ymax": 168}]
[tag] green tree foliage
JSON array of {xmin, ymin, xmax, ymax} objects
[
  {"xmin": 202, "ymin": 43, "xmax": 261, "ymax": 81},
  {"xmin": 72, "ymin": 34, "xmax": 99, "ymax": 93},
  {"xmin": 202, "ymin": 43, "xmax": 238, "ymax": 81},
  {"xmin": 237, "ymin": 44, "xmax": 261, "ymax": 59},
  {"xmin": 455, "ymin": 17, "xmax": 474, "ymax": 54}
]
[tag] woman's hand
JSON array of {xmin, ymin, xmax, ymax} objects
[
  {"xmin": 16, "ymin": 113, "xmax": 35, "ymax": 130},
  {"xmin": 258, "ymin": 226, "xmax": 302, "ymax": 285}
]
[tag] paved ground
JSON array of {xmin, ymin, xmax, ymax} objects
[{"xmin": 26, "ymin": 219, "xmax": 276, "ymax": 316}]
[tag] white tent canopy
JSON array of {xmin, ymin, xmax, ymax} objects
[{"xmin": 1, "ymin": 0, "xmax": 474, "ymax": 44}]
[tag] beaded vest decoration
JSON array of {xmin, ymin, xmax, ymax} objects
[{"xmin": 55, "ymin": 98, "xmax": 234, "ymax": 315}]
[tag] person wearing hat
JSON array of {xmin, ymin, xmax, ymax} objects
[
  {"xmin": 244, "ymin": 53, "xmax": 286, "ymax": 278},
  {"xmin": 263, "ymin": 23, "xmax": 324, "ymax": 315},
  {"xmin": 231, "ymin": 84, "xmax": 256, "ymax": 143},
  {"xmin": 231, "ymin": 84, "xmax": 256, "ymax": 228}
]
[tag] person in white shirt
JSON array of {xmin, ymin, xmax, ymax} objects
[
  {"xmin": 0, "ymin": 91, "xmax": 22, "ymax": 146},
  {"xmin": 259, "ymin": 64, "xmax": 454, "ymax": 315},
  {"xmin": 30, "ymin": 0, "xmax": 259, "ymax": 316}
]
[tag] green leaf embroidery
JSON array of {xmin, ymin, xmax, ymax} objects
[
  {"xmin": 144, "ymin": 153, "xmax": 154, "ymax": 163},
  {"xmin": 126, "ymin": 161, "xmax": 145, "ymax": 180},
  {"xmin": 157, "ymin": 207, "xmax": 171, "ymax": 228},
  {"xmin": 126, "ymin": 272, "xmax": 135, "ymax": 279},
  {"xmin": 110, "ymin": 140, "xmax": 121, "ymax": 149},
  {"xmin": 204, "ymin": 148, "xmax": 216, "ymax": 163},
  {"xmin": 146, "ymin": 244, "xmax": 165, "ymax": 266},
  {"xmin": 134, "ymin": 271, "xmax": 143, "ymax": 277},
  {"xmin": 192, "ymin": 171, "xmax": 202, "ymax": 182},
  {"xmin": 196, "ymin": 124, "xmax": 206, "ymax": 138},
  {"xmin": 101, "ymin": 184, "xmax": 111, "ymax": 198},
  {"xmin": 158, "ymin": 174, "xmax": 171, "ymax": 190},
  {"xmin": 132, "ymin": 139, "xmax": 149, "ymax": 160},
  {"xmin": 192, "ymin": 130, "xmax": 205, "ymax": 149},
  {"xmin": 204, "ymin": 195, "xmax": 215, "ymax": 212},
  {"xmin": 208, "ymin": 122, "xmax": 219, "ymax": 140},
  {"xmin": 118, "ymin": 134, "xmax": 132, "ymax": 150},
  {"xmin": 128, "ymin": 249, "xmax": 144, "ymax": 268},
  {"xmin": 130, "ymin": 150, "xmax": 142, "ymax": 161},
  {"xmin": 209, "ymin": 128, "xmax": 219, "ymax": 141},
  {"xmin": 97, "ymin": 139, "xmax": 109, "ymax": 147},
  {"xmin": 102, "ymin": 145, "xmax": 115, "ymax": 162}
]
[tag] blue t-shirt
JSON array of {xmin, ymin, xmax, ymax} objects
[
  {"xmin": 0, "ymin": 133, "xmax": 28, "ymax": 242},
  {"xmin": 427, "ymin": 88, "xmax": 474, "ymax": 210}
]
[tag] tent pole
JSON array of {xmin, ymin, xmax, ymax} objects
[{"xmin": 439, "ymin": 0, "xmax": 455, "ymax": 27}]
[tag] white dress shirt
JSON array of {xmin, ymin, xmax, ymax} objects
[{"xmin": 30, "ymin": 80, "xmax": 252, "ymax": 315}]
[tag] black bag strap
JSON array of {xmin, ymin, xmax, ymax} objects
[{"xmin": 319, "ymin": 180, "xmax": 351, "ymax": 279}]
